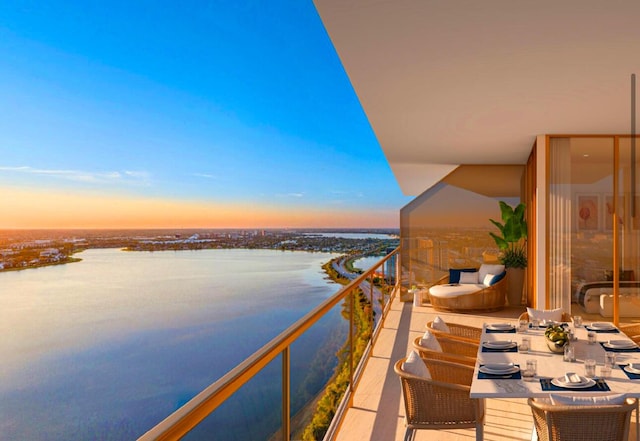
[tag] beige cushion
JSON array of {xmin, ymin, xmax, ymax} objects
[
  {"xmin": 460, "ymin": 271, "xmax": 479, "ymax": 284},
  {"xmin": 527, "ymin": 307, "xmax": 563, "ymax": 322},
  {"xmin": 402, "ymin": 350, "xmax": 431, "ymax": 378},
  {"xmin": 432, "ymin": 316, "xmax": 450, "ymax": 333},
  {"xmin": 420, "ymin": 330, "xmax": 442, "ymax": 351},
  {"xmin": 549, "ymin": 393, "xmax": 627, "ymax": 406},
  {"xmin": 479, "ymin": 263, "xmax": 505, "ymax": 282}
]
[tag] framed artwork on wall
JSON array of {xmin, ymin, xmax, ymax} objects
[{"xmin": 576, "ymin": 194, "xmax": 599, "ymax": 231}]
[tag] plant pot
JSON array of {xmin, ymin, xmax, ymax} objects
[
  {"xmin": 506, "ymin": 268, "xmax": 524, "ymax": 306},
  {"xmin": 545, "ymin": 337, "xmax": 568, "ymax": 354}
]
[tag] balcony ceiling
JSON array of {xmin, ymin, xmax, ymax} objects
[{"xmin": 314, "ymin": 0, "xmax": 640, "ymax": 196}]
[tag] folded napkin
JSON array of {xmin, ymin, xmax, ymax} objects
[{"xmin": 564, "ymin": 372, "xmax": 582, "ymax": 384}]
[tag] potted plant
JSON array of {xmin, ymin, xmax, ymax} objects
[{"xmin": 489, "ymin": 201, "xmax": 527, "ymax": 305}]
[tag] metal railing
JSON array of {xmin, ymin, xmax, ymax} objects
[{"xmin": 139, "ymin": 246, "xmax": 400, "ymax": 441}]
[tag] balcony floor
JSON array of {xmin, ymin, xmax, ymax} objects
[{"xmin": 334, "ymin": 295, "xmax": 639, "ymax": 441}]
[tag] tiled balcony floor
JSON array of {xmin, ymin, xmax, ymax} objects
[{"xmin": 334, "ymin": 295, "xmax": 639, "ymax": 441}]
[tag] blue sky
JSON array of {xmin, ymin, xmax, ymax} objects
[{"xmin": 0, "ymin": 1, "xmax": 411, "ymax": 229}]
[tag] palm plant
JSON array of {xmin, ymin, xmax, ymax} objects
[{"xmin": 489, "ymin": 201, "xmax": 527, "ymax": 269}]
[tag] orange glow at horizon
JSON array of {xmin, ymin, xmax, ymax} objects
[{"xmin": 0, "ymin": 187, "xmax": 398, "ymax": 229}]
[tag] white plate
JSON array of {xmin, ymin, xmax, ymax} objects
[
  {"xmin": 624, "ymin": 365, "xmax": 640, "ymax": 374},
  {"xmin": 479, "ymin": 365, "xmax": 519, "ymax": 375},
  {"xmin": 487, "ymin": 323, "xmax": 514, "ymax": 331},
  {"xmin": 483, "ymin": 341, "xmax": 516, "ymax": 349},
  {"xmin": 551, "ymin": 377, "xmax": 596, "ymax": 389},
  {"xmin": 590, "ymin": 322, "xmax": 615, "ymax": 330},
  {"xmin": 604, "ymin": 340, "xmax": 637, "ymax": 349}
]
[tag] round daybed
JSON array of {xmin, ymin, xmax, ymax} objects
[{"xmin": 428, "ymin": 265, "xmax": 507, "ymax": 313}]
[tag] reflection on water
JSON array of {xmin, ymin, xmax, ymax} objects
[{"xmin": 0, "ymin": 248, "xmax": 346, "ymax": 440}]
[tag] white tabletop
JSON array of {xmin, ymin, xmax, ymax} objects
[{"xmin": 470, "ymin": 321, "xmax": 640, "ymax": 398}]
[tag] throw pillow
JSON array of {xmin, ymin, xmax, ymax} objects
[
  {"xmin": 402, "ymin": 350, "xmax": 431, "ymax": 378},
  {"xmin": 460, "ymin": 271, "xmax": 479, "ymax": 284},
  {"xmin": 490, "ymin": 270, "xmax": 507, "ymax": 285},
  {"xmin": 483, "ymin": 273, "xmax": 495, "ymax": 287},
  {"xmin": 420, "ymin": 330, "xmax": 443, "ymax": 351},
  {"xmin": 550, "ymin": 393, "xmax": 627, "ymax": 406},
  {"xmin": 479, "ymin": 264, "xmax": 505, "ymax": 283},
  {"xmin": 449, "ymin": 268, "xmax": 477, "ymax": 284},
  {"xmin": 527, "ymin": 307, "xmax": 563, "ymax": 322},
  {"xmin": 432, "ymin": 316, "xmax": 450, "ymax": 333}
]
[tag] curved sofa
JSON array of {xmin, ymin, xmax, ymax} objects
[{"xmin": 428, "ymin": 266, "xmax": 507, "ymax": 313}]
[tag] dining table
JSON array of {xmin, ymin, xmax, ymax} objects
[{"xmin": 470, "ymin": 320, "xmax": 640, "ymax": 399}]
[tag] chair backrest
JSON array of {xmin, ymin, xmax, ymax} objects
[
  {"xmin": 518, "ymin": 311, "xmax": 573, "ymax": 323},
  {"xmin": 435, "ymin": 335, "xmax": 480, "ymax": 358},
  {"xmin": 412, "ymin": 336, "xmax": 476, "ymax": 366},
  {"xmin": 426, "ymin": 320, "xmax": 482, "ymax": 343},
  {"xmin": 395, "ymin": 357, "xmax": 483, "ymax": 430},
  {"xmin": 528, "ymin": 397, "xmax": 637, "ymax": 441}
]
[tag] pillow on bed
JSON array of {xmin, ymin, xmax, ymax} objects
[
  {"xmin": 479, "ymin": 264, "xmax": 505, "ymax": 283},
  {"xmin": 449, "ymin": 268, "xmax": 477, "ymax": 283},
  {"xmin": 460, "ymin": 271, "xmax": 479, "ymax": 284},
  {"xmin": 527, "ymin": 307, "xmax": 563, "ymax": 322},
  {"xmin": 402, "ymin": 350, "xmax": 431, "ymax": 378}
]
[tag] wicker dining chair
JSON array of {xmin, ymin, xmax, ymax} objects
[
  {"xmin": 619, "ymin": 323, "xmax": 640, "ymax": 343},
  {"xmin": 517, "ymin": 311, "xmax": 573, "ymax": 323},
  {"xmin": 435, "ymin": 335, "xmax": 480, "ymax": 358},
  {"xmin": 426, "ymin": 320, "xmax": 482, "ymax": 344},
  {"xmin": 412, "ymin": 336, "xmax": 476, "ymax": 366},
  {"xmin": 395, "ymin": 357, "xmax": 485, "ymax": 441},
  {"xmin": 528, "ymin": 397, "xmax": 637, "ymax": 441}
]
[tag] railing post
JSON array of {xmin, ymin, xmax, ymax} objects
[
  {"xmin": 282, "ymin": 347, "xmax": 290, "ymax": 441},
  {"xmin": 349, "ymin": 288, "xmax": 354, "ymax": 396}
]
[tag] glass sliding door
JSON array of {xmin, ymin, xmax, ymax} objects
[{"xmin": 548, "ymin": 135, "xmax": 640, "ymax": 323}]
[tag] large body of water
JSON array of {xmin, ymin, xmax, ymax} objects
[{"xmin": 0, "ymin": 248, "xmax": 349, "ymax": 440}]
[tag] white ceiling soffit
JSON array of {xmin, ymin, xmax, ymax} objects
[{"xmin": 314, "ymin": 0, "xmax": 640, "ymax": 196}]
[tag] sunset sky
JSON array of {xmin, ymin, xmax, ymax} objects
[{"xmin": 0, "ymin": 2, "xmax": 411, "ymax": 229}]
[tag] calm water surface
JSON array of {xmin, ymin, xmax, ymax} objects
[{"xmin": 0, "ymin": 248, "xmax": 345, "ymax": 440}]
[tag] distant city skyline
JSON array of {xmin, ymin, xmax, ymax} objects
[{"xmin": 0, "ymin": 2, "xmax": 412, "ymax": 229}]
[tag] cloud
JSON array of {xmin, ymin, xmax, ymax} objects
[
  {"xmin": 0, "ymin": 165, "xmax": 150, "ymax": 185},
  {"xmin": 191, "ymin": 172, "xmax": 218, "ymax": 179},
  {"xmin": 276, "ymin": 192, "xmax": 304, "ymax": 198}
]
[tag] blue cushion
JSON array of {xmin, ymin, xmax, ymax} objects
[
  {"xmin": 449, "ymin": 268, "xmax": 477, "ymax": 284},
  {"xmin": 490, "ymin": 270, "xmax": 507, "ymax": 285}
]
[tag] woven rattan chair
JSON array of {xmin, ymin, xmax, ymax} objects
[
  {"xmin": 517, "ymin": 311, "xmax": 572, "ymax": 323},
  {"xmin": 435, "ymin": 335, "xmax": 480, "ymax": 358},
  {"xmin": 412, "ymin": 336, "xmax": 476, "ymax": 366},
  {"xmin": 395, "ymin": 357, "xmax": 485, "ymax": 441},
  {"xmin": 620, "ymin": 323, "xmax": 640, "ymax": 343},
  {"xmin": 426, "ymin": 320, "xmax": 482, "ymax": 344},
  {"xmin": 528, "ymin": 397, "xmax": 637, "ymax": 441}
]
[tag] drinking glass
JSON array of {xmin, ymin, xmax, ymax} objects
[
  {"xmin": 573, "ymin": 315, "xmax": 583, "ymax": 327},
  {"xmin": 605, "ymin": 352, "xmax": 617, "ymax": 368},
  {"xmin": 522, "ymin": 359, "xmax": 537, "ymax": 382},
  {"xmin": 600, "ymin": 366, "xmax": 611, "ymax": 378},
  {"xmin": 584, "ymin": 359, "xmax": 596, "ymax": 377},
  {"xmin": 518, "ymin": 319, "xmax": 528, "ymax": 332},
  {"xmin": 520, "ymin": 336, "xmax": 530, "ymax": 353},
  {"xmin": 531, "ymin": 318, "xmax": 540, "ymax": 328},
  {"xmin": 563, "ymin": 343, "xmax": 575, "ymax": 362},
  {"xmin": 587, "ymin": 331, "xmax": 597, "ymax": 345}
]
